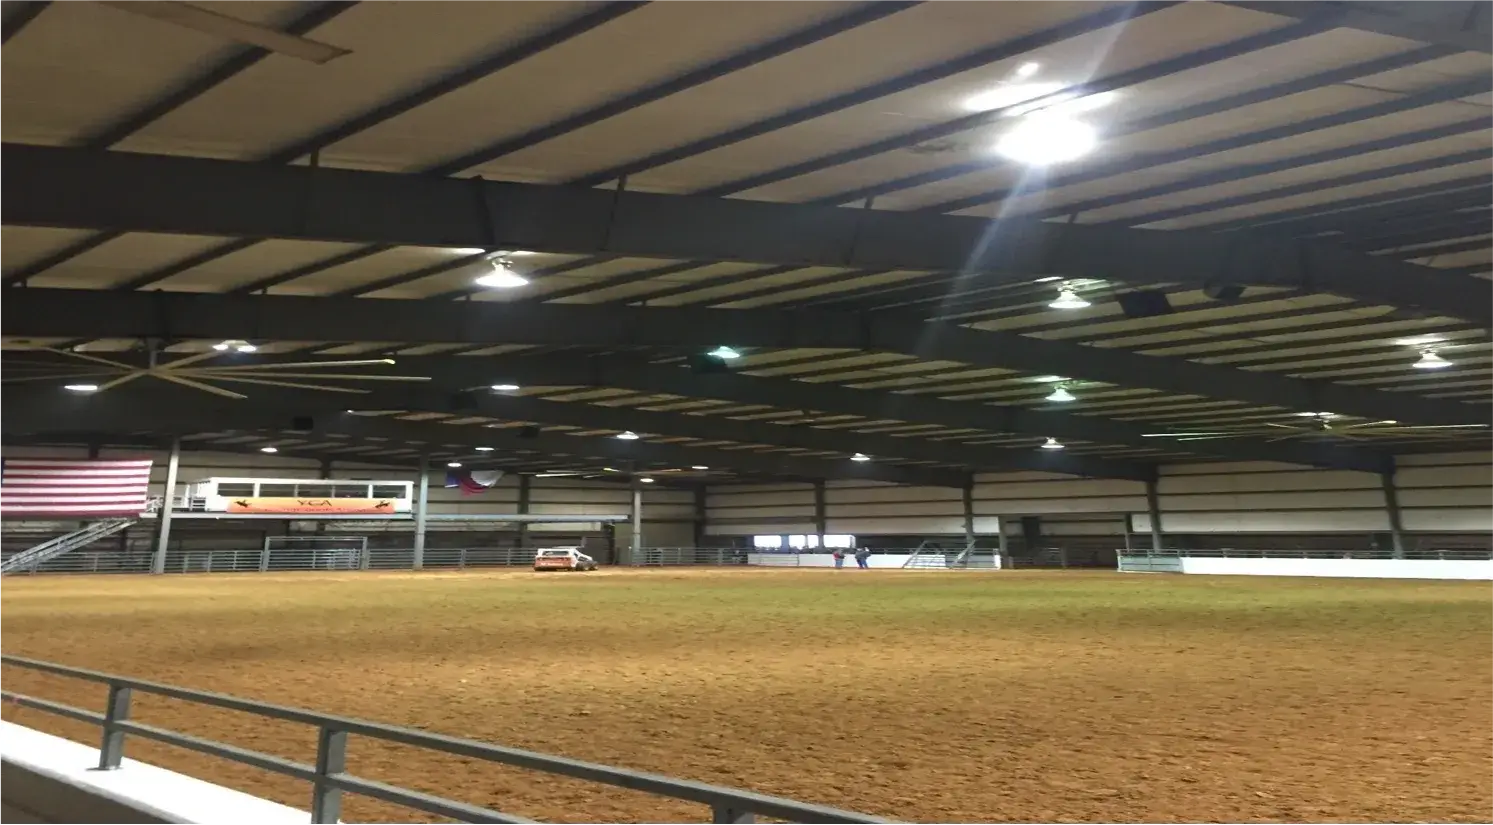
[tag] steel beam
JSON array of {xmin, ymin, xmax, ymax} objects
[
  {"xmin": 448, "ymin": 389, "xmax": 1158, "ymax": 480},
  {"xmin": 0, "ymin": 286, "xmax": 1475, "ymax": 426},
  {"xmin": 4, "ymin": 288, "xmax": 1483, "ymax": 429},
  {"xmin": 2, "ymin": 388, "xmax": 971, "ymax": 487},
  {"xmin": 373, "ymin": 354, "xmax": 1389, "ymax": 472},
  {"xmin": 1224, "ymin": 1, "xmax": 1492, "ymax": 53},
  {"xmin": 8, "ymin": 145, "xmax": 1490, "ymax": 323},
  {"xmin": 1, "ymin": 1, "xmax": 49, "ymax": 44}
]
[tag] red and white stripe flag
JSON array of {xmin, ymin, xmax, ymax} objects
[{"xmin": 0, "ymin": 459, "xmax": 154, "ymax": 516}]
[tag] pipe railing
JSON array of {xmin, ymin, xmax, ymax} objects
[{"xmin": 0, "ymin": 655, "xmax": 891, "ymax": 824}]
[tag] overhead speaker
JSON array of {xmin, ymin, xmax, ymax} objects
[
  {"xmin": 290, "ymin": 416, "xmax": 314, "ymax": 431},
  {"xmin": 688, "ymin": 354, "xmax": 733, "ymax": 374},
  {"xmin": 518, "ymin": 425, "xmax": 541, "ymax": 440},
  {"xmin": 1116, "ymin": 289, "xmax": 1174, "ymax": 319},
  {"xmin": 1204, "ymin": 282, "xmax": 1245, "ymax": 302}
]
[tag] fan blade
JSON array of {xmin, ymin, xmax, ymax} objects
[
  {"xmin": 192, "ymin": 370, "xmax": 429, "ymax": 381},
  {"xmin": 40, "ymin": 346, "xmax": 136, "ymax": 370},
  {"xmin": 155, "ymin": 373, "xmax": 248, "ymax": 399},
  {"xmin": 205, "ymin": 375, "xmax": 371, "ymax": 394},
  {"xmin": 1, "ymin": 371, "xmax": 118, "ymax": 383},
  {"xmin": 204, "ymin": 359, "xmax": 402, "ymax": 370},
  {"xmin": 99, "ymin": 2, "xmax": 351, "ymax": 64},
  {"xmin": 160, "ymin": 350, "xmax": 227, "ymax": 371},
  {"xmin": 95, "ymin": 372, "xmax": 148, "ymax": 392}
]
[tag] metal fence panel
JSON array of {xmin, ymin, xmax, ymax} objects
[{"xmin": 0, "ymin": 655, "xmax": 891, "ymax": 824}]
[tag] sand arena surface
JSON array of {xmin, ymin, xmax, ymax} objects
[{"xmin": 2, "ymin": 568, "xmax": 1490, "ymax": 823}]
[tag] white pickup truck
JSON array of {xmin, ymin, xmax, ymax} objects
[{"xmin": 533, "ymin": 547, "xmax": 598, "ymax": 572}]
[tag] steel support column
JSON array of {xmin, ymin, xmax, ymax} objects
[
  {"xmin": 151, "ymin": 437, "xmax": 180, "ymax": 575},
  {"xmin": 813, "ymin": 480, "xmax": 828, "ymax": 543},
  {"xmin": 516, "ymin": 473, "xmax": 532, "ymax": 549},
  {"xmin": 962, "ymin": 482, "xmax": 975, "ymax": 546},
  {"xmin": 693, "ymin": 485, "xmax": 708, "ymax": 547},
  {"xmin": 1145, "ymin": 479, "xmax": 1165, "ymax": 551},
  {"xmin": 413, "ymin": 457, "xmax": 430, "ymax": 570},
  {"xmin": 630, "ymin": 483, "xmax": 643, "ymax": 564},
  {"xmin": 1381, "ymin": 471, "xmax": 1407, "ymax": 559}
]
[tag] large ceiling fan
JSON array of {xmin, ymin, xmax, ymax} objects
[
  {"xmin": 3, "ymin": 346, "xmax": 429, "ymax": 399},
  {"xmin": 1143, "ymin": 413, "xmax": 1488, "ymax": 443},
  {"xmin": 97, "ymin": 2, "xmax": 350, "ymax": 64}
]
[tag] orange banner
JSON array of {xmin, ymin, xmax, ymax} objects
[{"xmin": 225, "ymin": 497, "xmax": 397, "ymax": 515}]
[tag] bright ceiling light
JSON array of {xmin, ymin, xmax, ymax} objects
[
  {"xmin": 707, "ymin": 346, "xmax": 741, "ymax": 360},
  {"xmin": 474, "ymin": 260, "xmax": 529, "ymax": 289},
  {"xmin": 616, "ymin": 431, "xmax": 640, "ymax": 440},
  {"xmin": 603, "ymin": 467, "xmax": 620, "ymax": 472},
  {"xmin": 213, "ymin": 339, "xmax": 256, "ymax": 352},
  {"xmin": 1396, "ymin": 335, "xmax": 1444, "ymax": 347},
  {"xmin": 475, "ymin": 446, "xmax": 495, "ymax": 452},
  {"xmin": 446, "ymin": 247, "xmax": 487, "ymax": 255},
  {"xmin": 691, "ymin": 465, "xmax": 709, "ymax": 470},
  {"xmin": 491, "ymin": 383, "xmax": 520, "ymax": 392},
  {"xmin": 1040, "ymin": 437, "xmax": 1064, "ymax": 450},
  {"xmin": 235, "ymin": 342, "xmax": 257, "ymax": 353},
  {"xmin": 63, "ymin": 383, "xmax": 99, "ymax": 393},
  {"xmin": 447, "ymin": 461, "xmax": 462, "ymax": 468},
  {"xmin": 638, "ymin": 477, "xmax": 656, "ymax": 484},
  {"xmin": 1049, "ymin": 288, "xmax": 1091, "ymax": 309},
  {"xmin": 494, "ymin": 250, "xmax": 535, "ymax": 257},
  {"xmin": 1414, "ymin": 350, "xmax": 1452, "ymax": 369},
  {"xmin": 1045, "ymin": 386, "xmax": 1076, "ymax": 403},
  {"xmin": 212, "ymin": 341, "xmax": 230, "ymax": 351},
  {"xmin": 995, "ymin": 115, "xmax": 1097, "ymax": 165},
  {"xmin": 260, "ymin": 446, "xmax": 278, "ymax": 453},
  {"xmin": 1015, "ymin": 61, "xmax": 1041, "ymax": 78},
  {"xmin": 851, "ymin": 452, "xmax": 871, "ymax": 462},
  {"xmin": 1034, "ymin": 276, "xmax": 1063, "ymax": 283},
  {"xmin": 963, "ymin": 81, "xmax": 1064, "ymax": 113},
  {"xmin": 1295, "ymin": 412, "xmax": 1337, "ymax": 418}
]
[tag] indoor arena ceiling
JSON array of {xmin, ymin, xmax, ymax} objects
[{"xmin": 2, "ymin": 0, "xmax": 1490, "ymax": 487}]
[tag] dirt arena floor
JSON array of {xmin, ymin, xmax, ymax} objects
[{"xmin": 2, "ymin": 568, "xmax": 1490, "ymax": 823}]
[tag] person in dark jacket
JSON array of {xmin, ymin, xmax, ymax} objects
[{"xmin": 854, "ymin": 546, "xmax": 871, "ymax": 569}]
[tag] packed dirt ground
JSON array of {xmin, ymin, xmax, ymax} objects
[{"xmin": 2, "ymin": 568, "xmax": 1490, "ymax": 823}]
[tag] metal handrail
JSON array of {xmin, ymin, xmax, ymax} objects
[{"xmin": 0, "ymin": 655, "xmax": 890, "ymax": 824}]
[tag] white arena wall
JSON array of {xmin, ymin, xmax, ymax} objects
[
  {"xmin": 705, "ymin": 452, "xmax": 1491, "ymax": 545},
  {"xmin": 4, "ymin": 446, "xmax": 1487, "ymax": 550}
]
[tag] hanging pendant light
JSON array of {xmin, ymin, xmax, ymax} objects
[
  {"xmin": 475, "ymin": 259, "xmax": 529, "ymax": 288},
  {"xmin": 1049, "ymin": 287, "xmax": 1090, "ymax": 309},
  {"xmin": 1040, "ymin": 437, "xmax": 1065, "ymax": 450},
  {"xmin": 1045, "ymin": 385, "xmax": 1076, "ymax": 403},
  {"xmin": 850, "ymin": 452, "xmax": 871, "ymax": 462},
  {"xmin": 615, "ymin": 431, "xmax": 640, "ymax": 440},
  {"xmin": 1413, "ymin": 350, "xmax": 1451, "ymax": 369}
]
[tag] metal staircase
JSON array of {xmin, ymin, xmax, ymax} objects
[{"xmin": 1, "ymin": 519, "xmax": 136, "ymax": 575}]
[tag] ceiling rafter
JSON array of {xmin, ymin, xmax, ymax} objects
[
  {"xmin": 215, "ymin": 1, "xmax": 916, "ymax": 296},
  {"xmin": 8, "ymin": 143, "xmax": 1489, "ymax": 326},
  {"xmin": 0, "ymin": 0, "xmax": 361, "ymax": 288},
  {"xmin": 3, "ymin": 288, "xmax": 1484, "ymax": 430},
  {"xmin": 354, "ymin": 353, "xmax": 1389, "ymax": 473},
  {"xmin": 2, "ymin": 388, "xmax": 973, "ymax": 487},
  {"xmin": 1222, "ymin": 1, "xmax": 1493, "ymax": 53},
  {"xmin": 15, "ymin": 1, "xmax": 649, "ymax": 296}
]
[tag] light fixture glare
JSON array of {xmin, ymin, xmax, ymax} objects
[
  {"xmin": 1049, "ymin": 288, "xmax": 1091, "ymax": 309},
  {"xmin": 1040, "ymin": 437, "xmax": 1064, "ymax": 450},
  {"xmin": 63, "ymin": 383, "xmax": 99, "ymax": 393},
  {"xmin": 996, "ymin": 115, "xmax": 1097, "ymax": 165},
  {"xmin": 615, "ymin": 431, "xmax": 640, "ymax": 440},
  {"xmin": 850, "ymin": 452, "xmax": 871, "ymax": 462},
  {"xmin": 1045, "ymin": 386, "xmax": 1076, "ymax": 403}
]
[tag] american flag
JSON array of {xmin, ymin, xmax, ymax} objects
[{"xmin": 0, "ymin": 459, "xmax": 155, "ymax": 516}]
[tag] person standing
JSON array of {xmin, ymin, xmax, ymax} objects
[
  {"xmin": 854, "ymin": 546, "xmax": 871, "ymax": 569},
  {"xmin": 832, "ymin": 548, "xmax": 846, "ymax": 568}
]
